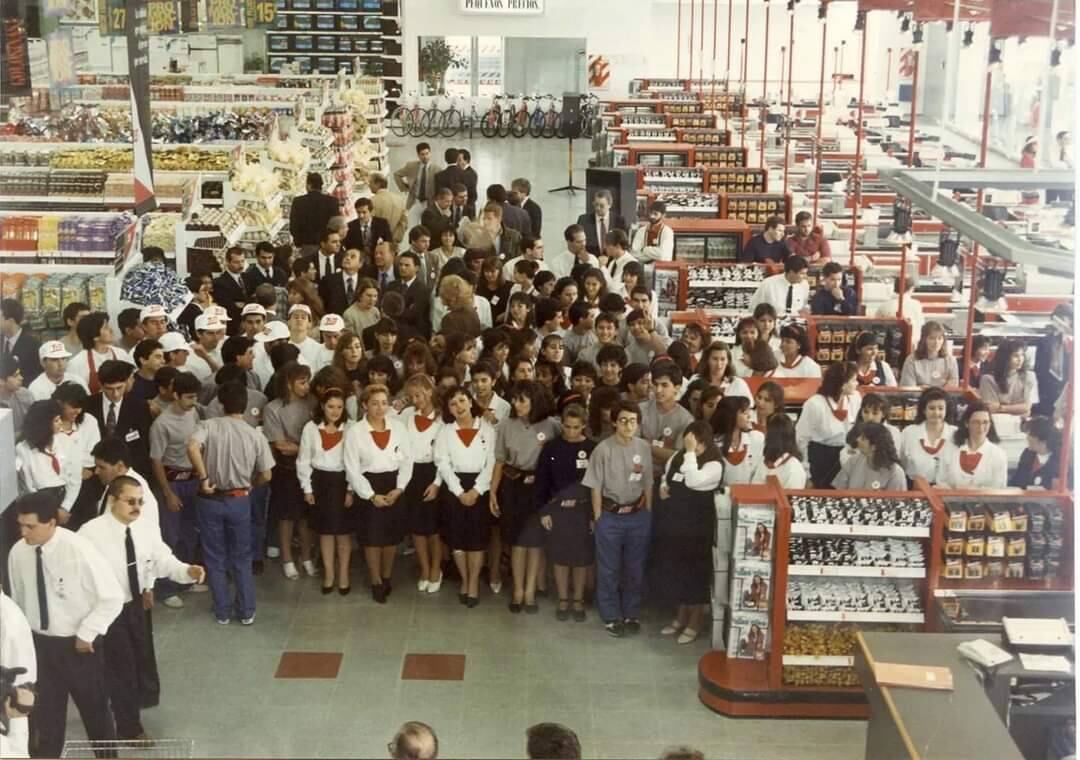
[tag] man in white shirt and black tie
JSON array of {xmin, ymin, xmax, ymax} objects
[
  {"xmin": 576, "ymin": 190, "xmax": 628, "ymax": 256},
  {"xmin": 749, "ymin": 254, "xmax": 811, "ymax": 317},
  {"xmin": 7, "ymin": 492, "xmax": 123, "ymax": 758},
  {"xmin": 344, "ymin": 198, "xmax": 392, "ymax": 261},
  {"xmin": 306, "ymin": 229, "xmax": 343, "ymax": 285},
  {"xmin": 320, "ymin": 248, "xmax": 363, "ymax": 317},
  {"xmin": 79, "ymin": 475, "xmax": 205, "ymax": 743},
  {"xmin": 600, "ymin": 229, "xmax": 633, "ymax": 290}
]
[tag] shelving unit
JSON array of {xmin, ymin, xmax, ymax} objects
[{"xmin": 806, "ymin": 315, "xmax": 910, "ymax": 372}]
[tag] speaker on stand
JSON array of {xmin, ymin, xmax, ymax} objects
[{"xmin": 548, "ymin": 93, "xmax": 587, "ymax": 195}]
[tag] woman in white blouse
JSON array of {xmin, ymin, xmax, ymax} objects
[
  {"xmin": 655, "ymin": 421, "xmax": 724, "ymax": 645},
  {"xmin": 899, "ymin": 321, "xmax": 959, "ymax": 388},
  {"xmin": 978, "ymin": 339, "xmax": 1038, "ymax": 416},
  {"xmin": 730, "ymin": 318, "xmax": 761, "ymax": 378},
  {"xmin": 768, "ymin": 325, "xmax": 822, "ymax": 379},
  {"xmin": 939, "ymin": 401, "xmax": 1008, "ymax": 489},
  {"xmin": 900, "ymin": 387, "xmax": 956, "ymax": 486},
  {"xmin": 751, "ymin": 415, "xmax": 808, "ymax": 489},
  {"xmin": 14, "ymin": 400, "xmax": 70, "ymax": 521},
  {"xmin": 715, "ymin": 396, "xmax": 764, "ymax": 487},
  {"xmin": 401, "ymin": 374, "xmax": 444, "ymax": 593},
  {"xmin": 297, "ymin": 388, "xmax": 354, "ymax": 595},
  {"xmin": 849, "ymin": 331, "xmax": 897, "ymax": 388},
  {"xmin": 343, "ymin": 384, "xmax": 414, "ymax": 604},
  {"xmin": 696, "ymin": 342, "xmax": 753, "ymax": 403},
  {"xmin": 51, "ymin": 382, "xmax": 101, "ymax": 520},
  {"xmin": 795, "ymin": 361, "xmax": 862, "ymax": 487}
]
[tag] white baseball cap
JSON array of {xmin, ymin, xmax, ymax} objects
[
  {"xmin": 194, "ymin": 314, "xmax": 227, "ymax": 332},
  {"xmin": 206, "ymin": 304, "xmax": 232, "ymax": 322},
  {"xmin": 255, "ymin": 321, "xmax": 290, "ymax": 343},
  {"xmin": 288, "ymin": 304, "xmax": 312, "ymax": 318},
  {"xmin": 319, "ymin": 314, "xmax": 345, "ymax": 333},
  {"xmin": 159, "ymin": 332, "xmax": 191, "ymax": 353},
  {"xmin": 241, "ymin": 303, "xmax": 267, "ymax": 318},
  {"xmin": 140, "ymin": 304, "xmax": 167, "ymax": 322},
  {"xmin": 39, "ymin": 340, "xmax": 71, "ymax": 360}
]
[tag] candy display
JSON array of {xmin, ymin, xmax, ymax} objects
[
  {"xmin": 687, "ymin": 263, "xmax": 765, "ymax": 311},
  {"xmin": 0, "ymin": 213, "xmax": 135, "ymax": 258},
  {"xmin": 681, "ymin": 129, "xmax": 731, "ymax": 146},
  {"xmin": 790, "ymin": 495, "xmax": 933, "ymax": 531},
  {"xmin": 694, "ymin": 146, "xmax": 746, "ymax": 167},
  {"xmin": 140, "ymin": 214, "xmax": 181, "ymax": 254},
  {"xmin": 653, "ymin": 192, "xmax": 719, "ymax": 216},
  {"xmin": 725, "ymin": 193, "xmax": 788, "ymax": 226},
  {"xmin": 0, "ymin": 271, "xmax": 107, "ymax": 332},
  {"xmin": 783, "ymin": 665, "xmax": 860, "ymax": 687},
  {"xmin": 812, "ymin": 319, "xmax": 907, "ymax": 369},
  {"xmin": 786, "ymin": 579, "xmax": 923, "ymax": 616},
  {"xmin": 0, "ymin": 168, "xmax": 104, "ymax": 197},
  {"xmin": 707, "ymin": 169, "xmax": 767, "ymax": 194},
  {"xmin": 45, "ymin": 147, "xmax": 233, "ymax": 171},
  {"xmin": 788, "ymin": 536, "xmax": 925, "ymax": 571}
]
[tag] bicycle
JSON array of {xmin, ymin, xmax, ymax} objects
[
  {"xmin": 509, "ymin": 93, "xmax": 531, "ymax": 138},
  {"xmin": 481, "ymin": 94, "xmax": 507, "ymax": 138},
  {"xmin": 540, "ymin": 95, "xmax": 562, "ymax": 138},
  {"xmin": 388, "ymin": 91, "xmax": 423, "ymax": 137},
  {"xmin": 439, "ymin": 96, "xmax": 464, "ymax": 138}
]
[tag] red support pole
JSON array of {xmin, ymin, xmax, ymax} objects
[
  {"xmin": 849, "ymin": 14, "xmax": 868, "ymax": 265},
  {"xmin": 741, "ymin": 0, "xmax": 750, "ymax": 150},
  {"xmin": 725, "ymin": 0, "xmax": 733, "ymax": 133},
  {"xmin": 760, "ymin": 2, "xmax": 770, "ymax": 168},
  {"xmin": 690, "ymin": 0, "xmax": 695, "ymax": 89},
  {"xmin": 898, "ymin": 244, "xmax": 908, "ymax": 320},
  {"xmin": 812, "ymin": 15, "xmax": 827, "ymax": 226},
  {"xmin": 677, "ymin": 0, "xmax": 683, "ymax": 80},
  {"xmin": 783, "ymin": 9, "xmax": 794, "ymax": 196},
  {"xmin": 699, "ymin": 0, "xmax": 706, "ymax": 97},
  {"xmin": 907, "ymin": 48, "xmax": 920, "ymax": 166},
  {"xmin": 711, "ymin": 0, "xmax": 718, "ymax": 110}
]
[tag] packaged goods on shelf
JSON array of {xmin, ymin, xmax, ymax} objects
[
  {"xmin": 788, "ymin": 536, "xmax": 926, "ymax": 572},
  {"xmin": 726, "ymin": 193, "xmax": 788, "ymax": 226},
  {"xmin": 789, "ymin": 495, "xmax": 933, "ymax": 532},
  {"xmin": 811, "ymin": 319, "xmax": 906, "ymax": 369},
  {"xmin": 0, "ymin": 271, "xmax": 107, "ymax": 333},
  {"xmin": 786, "ymin": 579, "xmax": 923, "ymax": 616},
  {"xmin": 141, "ymin": 214, "xmax": 181, "ymax": 254},
  {"xmin": 0, "ymin": 212, "xmax": 136, "ymax": 262},
  {"xmin": 783, "ymin": 665, "xmax": 860, "ymax": 687},
  {"xmin": 707, "ymin": 169, "xmax": 766, "ymax": 194},
  {"xmin": 46, "ymin": 146, "xmax": 233, "ymax": 172}
]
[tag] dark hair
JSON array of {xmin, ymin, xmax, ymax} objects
[
  {"xmin": 604, "ymin": 228, "xmax": 629, "ymax": 250},
  {"xmin": 52, "ymin": 382, "xmax": 88, "ymax": 423},
  {"xmin": 440, "ymin": 385, "xmax": 483, "ymax": 423},
  {"xmin": 1024, "ymin": 415, "xmax": 1060, "ymax": 452},
  {"xmin": 747, "ymin": 341, "xmax": 779, "ymax": 374},
  {"xmin": 622, "ymin": 363, "xmax": 650, "ymax": 392},
  {"xmin": 20, "ymin": 400, "xmax": 61, "ymax": 450},
  {"xmin": 858, "ymin": 422, "xmax": 902, "ymax": 470},
  {"xmin": 764, "ymin": 215, "xmax": 785, "ymax": 231},
  {"xmin": 508, "ymin": 380, "xmax": 551, "ymax": 423},
  {"xmin": 98, "ymin": 359, "xmax": 133, "ymax": 385},
  {"xmin": 222, "ymin": 335, "xmax": 254, "ymax": 366},
  {"xmin": 76, "ymin": 312, "xmax": 110, "ymax": 350},
  {"xmin": 320, "ymin": 227, "xmax": 338, "ymax": 243},
  {"xmin": 860, "ymin": 392, "xmax": 890, "ymax": 418},
  {"xmin": 681, "ymin": 322, "xmax": 708, "ymax": 342},
  {"xmin": 622, "ymin": 260, "xmax": 644, "ymax": 281},
  {"xmin": 570, "ymin": 360, "xmax": 598, "ymax": 381},
  {"xmin": 821, "ymin": 261, "xmax": 844, "ymax": 279},
  {"xmin": 534, "ymin": 297, "xmax": 561, "ymax": 327},
  {"xmin": 588, "ymin": 386, "xmax": 621, "ymax": 438},
  {"xmin": 184, "ymin": 274, "xmax": 208, "ymax": 294},
  {"xmin": 779, "ymin": 324, "xmax": 810, "ymax": 357},
  {"xmin": 133, "ymin": 338, "xmax": 163, "ymax": 368},
  {"xmin": 735, "ymin": 317, "xmax": 759, "ymax": 346},
  {"xmin": 403, "ymin": 342, "xmax": 438, "ymax": 377},
  {"xmin": 663, "ymin": 340, "xmax": 693, "ymax": 378},
  {"xmin": 954, "ymin": 400, "xmax": 1000, "ymax": 445},
  {"xmin": 172, "ymin": 371, "xmax": 202, "ymax": 397},
  {"xmin": 118, "ymin": 307, "xmax": 142, "ymax": 334},
  {"xmin": 408, "ymin": 226, "xmax": 430, "ymax": 245},
  {"xmin": 312, "ymin": 387, "xmax": 350, "ymax": 425},
  {"xmin": 514, "ymin": 259, "xmax": 540, "ymax": 280},
  {"xmin": 486, "ymin": 183, "xmax": 508, "ymax": 203},
  {"xmin": 291, "ymin": 257, "xmax": 314, "ymax": 279},
  {"xmin": 914, "ymin": 386, "xmax": 954, "ymax": 424},
  {"xmin": 611, "ymin": 399, "xmax": 641, "ymax": 425},
  {"xmin": 914, "ymin": 321, "xmax": 948, "ymax": 360},
  {"xmin": 526, "ymin": 722, "xmax": 581, "ymax": 760},
  {"xmin": 415, "ymin": 142, "xmax": 431, "ymax": 154},
  {"xmin": 92, "ymin": 436, "xmax": 132, "ymax": 467},
  {"xmin": 218, "ymin": 381, "xmax": 248, "ymax": 414},
  {"xmin": 712, "ymin": 395, "xmax": 752, "ymax": 449},
  {"xmin": 214, "ymin": 364, "xmax": 247, "ymax": 387},
  {"xmin": 697, "ymin": 341, "xmax": 734, "ymax": 382},
  {"xmin": 13, "ymin": 491, "xmax": 60, "ymax": 525},
  {"xmin": 63, "ymin": 301, "xmax": 90, "ymax": 327},
  {"xmin": 752, "ymin": 302, "xmax": 778, "ymax": 324},
  {"xmin": 0, "ymin": 355, "xmax": 19, "ymax": 379},
  {"xmin": 564, "ymin": 223, "xmax": 585, "ymax": 242},
  {"xmin": 763, "ymin": 414, "xmax": 802, "ymax": 464},
  {"xmin": 597, "ymin": 292, "xmax": 624, "ymax": 315},
  {"xmin": 268, "ymin": 343, "xmax": 300, "ymax": 373},
  {"xmin": 971, "ymin": 335, "xmax": 990, "ymax": 354},
  {"xmin": 683, "ymin": 419, "xmax": 722, "ymax": 466},
  {"xmin": 522, "ymin": 236, "xmax": 540, "ymax": 253},
  {"xmin": 818, "ymin": 361, "xmax": 856, "ymax": 401},
  {"xmin": 756, "ymin": 380, "xmax": 786, "ymax": 414},
  {"xmin": 365, "ymin": 354, "xmax": 401, "ymax": 394},
  {"xmin": 596, "ymin": 344, "xmax": 628, "ymax": 368},
  {"xmin": 795, "ymin": 211, "xmax": 812, "ymax": 224},
  {"xmin": 846, "ymin": 331, "xmax": 880, "ymax": 361},
  {"xmin": 154, "ymin": 365, "xmax": 179, "ymax": 391},
  {"xmin": 380, "ymin": 293, "xmax": 405, "ymax": 320},
  {"xmin": 784, "ymin": 254, "xmax": 809, "ymax": 274},
  {"xmin": 275, "ymin": 360, "xmax": 312, "ymax": 402},
  {"xmin": 306, "ymin": 172, "xmax": 324, "ymax": 190},
  {"xmin": 989, "ymin": 338, "xmax": 1026, "ymax": 392},
  {"xmin": 534, "ymin": 358, "xmax": 566, "ymax": 396},
  {"xmin": 651, "ymin": 361, "xmax": 683, "ymax": 387},
  {"xmin": 106, "ymin": 474, "xmax": 141, "ymax": 502}
]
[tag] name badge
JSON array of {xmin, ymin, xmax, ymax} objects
[
  {"xmin": 672, "ymin": 473, "xmax": 685, "ymax": 483},
  {"xmin": 652, "ymin": 439, "xmax": 665, "ymax": 448},
  {"xmin": 871, "ymin": 480, "xmax": 881, "ymax": 489},
  {"xmin": 491, "ymin": 296, "xmax": 500, "ymax": 305},
  {"xmin": 576, "ymin": 459, "xmax": 588, "ymax": 469},
  {"xmin": 1033, "ymin": 476, "xmax": 1042, "ymax": 486},
  {"xmin": 872, "ymin": 377, "xmax": 881, "ymax": 385},
  {"xmin": 125, "ymin": 430, "xmax": 140, "ymax": 442},
  {"xmin": 537, "ymin": 432, "xmax": 546, "ymax": 442},
  {"xmin": 629, "ymin": 473, "xmax": 642, "ymax": 482}
]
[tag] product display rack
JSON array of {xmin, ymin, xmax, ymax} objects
[
  {"xmin": 693, "ymin": 146, "xmax": 746, "ymax": 168},
  {"xmin": 805, "ymin": 316, "xmax": 911, "ymax": 372},
  {"xmin": 700, "ymin": 480, "xmax": 942, "ymax": 718},
  {"xmin": 674, "ymin": 261, "xmax": 862, "ymax": 317},
  {"xmin": 705, "ymin": 168, "xmax": 765, "ymax": 194}
]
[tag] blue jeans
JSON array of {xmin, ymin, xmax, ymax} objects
[
  {"xmin": 156, "ymin": 479, "xmax": 198, "ymax": 599},
  {"xmin": 249, "ymin": 484, "xmax": 269, "ymax": 558},
  {"xmin": 196, "ymin": 493, "xmax": 255, "ymax": 621},
  {"xmin": 594, "ymin": 508, "xmax": 652, "ymax": 624}
]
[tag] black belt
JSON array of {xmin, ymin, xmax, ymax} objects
[{"xmin": 602, "ymin": 496, "xmax": 645, "ymax": 515}]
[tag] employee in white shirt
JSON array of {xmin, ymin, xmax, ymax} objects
[
  {"xmin": 749, "ymin": 254, "xmax": 811, "ymax": 317},
  {"xmin": 548, "ymin": 224, "xmax": 599, "ymax": 281},
  {"xmin": 28, "ymin": 341, "xmax": 87, "ymax": 401},
  {"xmin": 0, "ymin": 591, "xmax": 36, "ymax": 759},
  {"xmin": 630, "ymin": 201, "xmax": 675, "ymax": 263},
  {"xmin": 7, "ymin": 492, "xmax": 123, "ymax": 758},
  {"xmin": 601, "ymin": 229, "xmax": 634, "ymax": 290},
  {"xmin": 501, "ymin": 236, "xmax": 549, "ymax": 283},
  {"xmin": 183, "ymin": 313, "xmax": 227, "ymax": 383},
  {"xmin": 79, "ymin": 475, "xmax": 204, "ymax": 742}
]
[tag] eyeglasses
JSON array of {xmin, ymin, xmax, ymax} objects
[{"xmin": 616, "ymin": 417, "xmax": 638, "ymax": 425}]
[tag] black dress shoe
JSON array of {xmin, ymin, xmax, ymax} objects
[
  {"xmin": 321, "ymin": 585, "xmax": 334, "ymax": 595},
  {"xmin": 372, "ymin": 583, "xmax": 388, "ymax": 604},
  {"xmin": 524, "ymin": 603, "xmax": 539, "ymax": 614},
  {"xmin": 252, "ymin": 560, "xmax": 264, "ymax": 576},
  {"xmin": 466, "ymin": 596, "xmax": 479, "ymax": 608},
  {"xmin": 338, "ymin": 586, "xmax": 351, "ymax": 596},
  {"xmin": 623, "ymin": 618, "xmax": 641, "ymax": 635},
  {"xmin": 509, "ymin": 602, "xmax": 522, "ymax": 614},
  {"xmin": 383, "ymin": 581, "xmax": 392, "ymax": 597},
  {"xmin": 458, "ymin": 593, "xmax": 469, "ymax": 605},
  {"xmin": 556, "ymin": 606, "xmax": 570, "ymax": 621}
]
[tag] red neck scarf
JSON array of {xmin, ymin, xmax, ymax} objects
[
  {"xmin": 415, "ymin": 414, "xmax": 434, "ymax": 432},
  {"xmin": 920, "ymin": 438, "xmax": 945, "ymax": 456},
  {"xmin": 768, "ymin": 453, "xmax": 792, "ymax": 469},
  {"xmin": 781, "ymin": 355, "xmax": 804, "ymax": 370},
  {"xmin": 457, "ymin": 428, "xmax": 479, "ymax": 446},
  {"xmin": 959, "ymin": 449, "xmax": 983, "ymax": 475},
  {"xmin": 725, "ymin": 444, "xmax": 748, "ymax": 465},
  {"xmin": 46, "ymin": 448, "xmax": 60, "ymax": 474},
  {"xmin": 828, "ymin": 397, "xmax": 848, "ymax": 422},
  {"xmin": 86, "ymin": 347, "xmax": 115, "ymax": 395},
  {"xmin": 370, "ymin": 429, "xmax": 391, "ymax": 450},
  {"xmin": 319, "ymin": 429, "xmax": 343, "ymax": 451}
]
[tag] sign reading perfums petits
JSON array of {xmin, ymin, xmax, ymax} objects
[{"xmin": 459, "ymin": 0, "xmax": 543, "ymax": 14}]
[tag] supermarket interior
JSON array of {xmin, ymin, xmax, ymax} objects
[{"xmin": 0, "ymin": 0, "xmax": 1077, "ymax": 759}]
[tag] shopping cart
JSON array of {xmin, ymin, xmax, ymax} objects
[{"xmin": 61, "ymin": 738, "xmax": 194, "ymax": 758}]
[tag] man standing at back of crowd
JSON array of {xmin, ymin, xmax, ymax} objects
[
  {"xmin": 345, "ymin": 197, "xmax": 392, "ymax": 260},
  {"xmin": 422, "ymin": 187, "xmax": 457, "ymax": 243},
  {"xmin": 488, "ymin": 183, "xmax": 532, "ymax": 237},
  {"xmin": 630, "ymin": 201, "xmax": 674, "ymax": 263},
  {"xmin": 510, "ymin": 178, "xmax": 542, "ymax": 238},
  {"xmin": 243, "ymin": 241, "xmax": 288, "ymax": 297},
  {"xmin": 369, "ymin": 173, "xmax": 408, "ymax": 245},
  {"xmin": 7, "ymin": 491, "xmax": 123, "ymax": 758},
  {"xmin": 213, "ymin": 248, "xmax": 249, "ymax": 330},
  {"xmin": 394, "ymin": 142, "xmax": 442, "ymax": 228},
  {"xmin": 786, "ymin": 211, "xmax": 831, "ymax": 262},
  {"xmin": 577, "ymin": 190, "xmax": 628, "ymax": 256},
  {"xmin": 187, "ymin": 382, "xmax": 275, "ymax": 625},
  {"xmin": 290, "ymin": 173, "xmax": 342, "ymax": 257},
  {"xmin": 742, "ymin": 215, "xmax": 789, "ymax": 263},
  {"xmin": 1, "ymin": 299, "xmax": 42, "ymax": 385}
]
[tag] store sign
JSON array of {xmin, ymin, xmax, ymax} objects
[
  {"xmin": 97, "ymin": 0, "xmax": 125, "ymax": 35},
  {"xmin": 180, "ymin": 0, "xmax": 199, "ymax": 31},
  {"xmin": 126, "ymin": 0, "xmax": 158, "ymax": 215},
  {"xmin": 46, "ymin": 29, "xmax": 76, "ymax": 96},
  {"xmin": 459, "ymin": 0, "xmax": 543, "ymax": 14},
  {"xmin": 147, "ymin": 0, "xmax": 181, "ymax": 34},
  {"xmin": 205, "ymin": 0, "xmax": 242, "ymax": 27},
  {"xmin": 244, "ymin": 0, "xmax": 276, "ymax": 27},
  {"xmin": 0, "ymin": 12, "xmax": 31, "ymax": 98}
]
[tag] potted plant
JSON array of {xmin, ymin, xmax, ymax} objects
[{"xmin": 419, "ymin": 39, "xmax": 466, "ymax": 95}]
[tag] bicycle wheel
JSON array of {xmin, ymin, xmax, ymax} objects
[
  {"xmin": 497, "ymin": 108, "xmax": 515, "ymax": 138},
  {"xmin": 510, "ymin": 109, "xmax": 528, "ymax": 138},
  {"xmin": 425, "ymin": 108, "xmax": 445, "ymax": 137},
  {"xmin": 389, "ymin": 106, "xmax": 413, "ymax": 137},
  {"xmin": 542, "ymin": 111, "xmax": 559, "ymax": 139},
  {"xmin": 440, "ymin": 108, "xmax": 463, "ymax": 138},
  {"xmin": 481, "ymin": 109, "xmax": 500, "ymax": 138},
  {"xmin": 528, "ymin": 109, "xmax": 545, "ymax": 138}
]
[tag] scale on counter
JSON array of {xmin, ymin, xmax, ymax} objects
[{"xmin": 1003, "ymin": 617, "xmax": 1074, "ymax": 654}]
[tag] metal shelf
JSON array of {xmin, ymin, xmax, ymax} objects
[
  {"xmin": 790, "ymin": 523, "xmax": 931, "ymax": 538},
  {"xmin": 787, "ymin": 610, "xmax": 925, "ymax": 623},
  {"xmin": 788, "ymin": 565, "xmax": 927, "ymax": 579}
]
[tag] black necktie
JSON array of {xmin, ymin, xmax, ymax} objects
[
  {"xmin": 345, "ymin": 276, "xmax": 355, "ymax": 303},
  {"xmin": 785, "ymin": 284, "xmax": 794, "ymax": 312},
  {"xmin": 418, "ymin": 165, "xmax": 427, "ymax": 202},
  {"xmin": 125, "ymin": 527, "xmax": 139, "ymax": 600},
  {"xmin": 380, "ymin": 272, "xmax": 388, "ymax": 290},
  {"xmin": 36, "ymin": 546, "xmax": 49, "ymax": 631},
  {"xmin": 361, "ymin": 225, "xmax": 368, "ymax": 248},
  {"xmin": 265, "ymin": 268, "xmax": 272, "ymax": 282},
  {"xmin": 106, "ymin": 402, "xmax": 117, "ymax": 437},
  {"xmin": 0, "ymin": 337, "xmax": 8, "ymax": 365},
  {"xmin": 324, "ymin": 256, "xmax": 332, "ymax": 280},
  {"xmin": 453, "ymin": 207, "xmax": 460, "ymax": 225}
]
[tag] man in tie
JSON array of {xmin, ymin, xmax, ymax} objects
[
  {"xmin": 88, "ymin": 360, "xmax": 153, "ymax": 481},
  {"xmin": 576, "ymin": 189, "xmax": 628, "ymax": 256},
  {"xmin": 6, "ymin": 491, "xmax": 123, "ymax": 758},
  {"xmin": 749, "ymin": 254, "xmax": 811, "ymax": 317},
  {"xmin": 212, "ymin": 247, "xmax": 249, "ymax": 331},
  {"xmin": 242, "ymin": 241, "xmax": 288, "ymax": 298},
  {"xmin": 1, "ymin": 299, "xmax": 42, "ymax": 385},
  {"xmin": 600, "ymin": 229, "xmax": 633, "ymax": 290},
  {"xmin": 369, "ymin": 173, "xmax": 408, "ymax": 245},
  {"xmin": 319, "ymin": 248, "xmax": 363, "ymax": 317},
  {"xmin": 304, "ymin": 229, "xmax": 343, "ymax": 285},
  {"xmin": 393, "ymin": 141, "xmax": 443, "ymax": 229},
  {"xmin": 449, "ymin": 183, "xmax": 471, "ymax": 229},
  {"xmin": 421, "ymin": 187, "xmax": 456, "ymax": 243},
  {"xmin": 78, "ymin": 476, "xmax": 205, "ymax": 743},
  {"xmin": 344, "ymin": 197, "xmax": 392, "ymax": 261},
  {"xmin": 509, "ymin": 177, "xmax": 542, "ymax": 238},
  {"xmin": 360, "ymin": 240, "xmax": 399, "ymax": 294}
]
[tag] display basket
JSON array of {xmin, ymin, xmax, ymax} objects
[{"xmin": 62, "ymin": 738, "xmax": 195, "ymax": 758}]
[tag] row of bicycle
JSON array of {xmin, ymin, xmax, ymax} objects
[{"xmin": 388, "ymin": 92, "xmax": 601, "ymax": 139}]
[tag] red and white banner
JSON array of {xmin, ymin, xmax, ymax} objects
[{"xmin": 588, "ymin": 54, "xmax": 611, "ymax": 91}]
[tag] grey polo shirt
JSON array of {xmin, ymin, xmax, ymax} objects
[
  {"xmin": 582, "ymin": 435, "xmax": 654, "ymax": 505},
  {"xmin": 191, "ymin": 416, "xmax": 275, "ymax": 490},
  {"xmin": 149, "ymin": 406, "xmax": 199, "ymax": 469}
]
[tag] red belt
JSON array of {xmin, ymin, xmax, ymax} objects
[{"xmin": 215, "ymin": 488, "xmax": 250, "ymax": 498}]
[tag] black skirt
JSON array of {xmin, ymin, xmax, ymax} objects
[
  {"xmin": 444, "ymin": 473, "xmax": 489, "ymax": 552},
  {"xmin": 405, "ymin": 462, "xmax": 440, "ymax": 536},
  {"xmin": 270, "ymin": 460, "xmax": 306, "ymax": 522},
  {"xmin": 807, "ymin": 441, "xmax": 842, "ymax": 489},
  {"xmin": 651, "ymin": 480, "xmax": 716, "ymax": 606},
  {"xmin": 538, "ymin": 485, "xmax": 594, "ymax": 567},
  {"xmin": 357, "ymin": 470, "xmax": 406, "ymax": 547},
  {"xmin": 498, "ymin": 473, "xmax": 542, "ymax": 547},
  {"xmin": 311, "ymin": 469, "xmax": 353, "ymax": 536}
]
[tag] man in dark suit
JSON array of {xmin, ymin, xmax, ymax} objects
[
  {"xmin": 487, "ymin": 183, "xmax": 531, "ymax": 236},
  {"xmin": 359, "ymin": 239, "xmax": 398, "ymax": 293},
  {"xmin": 242, "ymin": 241, "xmax": 288, "ymax": 298},
  {"xmin": 319, "ymin": 248, "xmax": 363, "ymax": 317},
  {"xmin": 434, "ymin": 148, "xmax": 467, "ymax": 197},
  {"xmin": 460, "ymin": 149, "xmax": 479, "ymax": 216},
  {"xmin": 343, "ymin": 197, "xmax": 392, "ymax": 261},
  {"xmin": 212, "ymin": 247, "xmax": 249, "ymax": 334},
  {"xmin": 0, "ymin": 298, "xmax": 42, "ymax": 383},
  {"xmin": 576, "ymin": 189, "xmax": 628, "ymax": 256},
  {"xmin": 303, "ymin": 228, "xmax": 345, "ymax": 285},
  {"xmin": 385, "ymin": 251, "xmax": 432, "ymax": 338},
  {"xmin": 421, "ymin": 187, "xmax": 456, "ymax": 242},
  {"xmin": 510, "ymin": 178, "xmax": 542, "ymax": 238},
  {"xmin": 289, "ymin": 173, "xmax": 341, "ymax": 256},
  {"xmin": 87, "ymin": 359, "xmax": 152, "ymax": 480},
  {"xmin": 449, "ymin": 183, "xmax": 472, "ymax": 229}
]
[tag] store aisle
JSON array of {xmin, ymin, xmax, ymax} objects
[{"xmin": 59, "ymin": 571, "xmax": 866, "ymax": 759}]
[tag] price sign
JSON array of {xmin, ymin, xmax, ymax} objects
[
  {"xmin": 97, "ymin": 0, "xmax": 126, "ymax": 35},
  {"xmin": 205, "ymin": 0, "xmax": 242, "ymax": 27},
  {"xmin": 244, "ymin": 0, "xmax": 275, "ymax": 27},
  {"xmin": 147, "ymin": 0, "xmax": 180, "ymax": 34}
]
